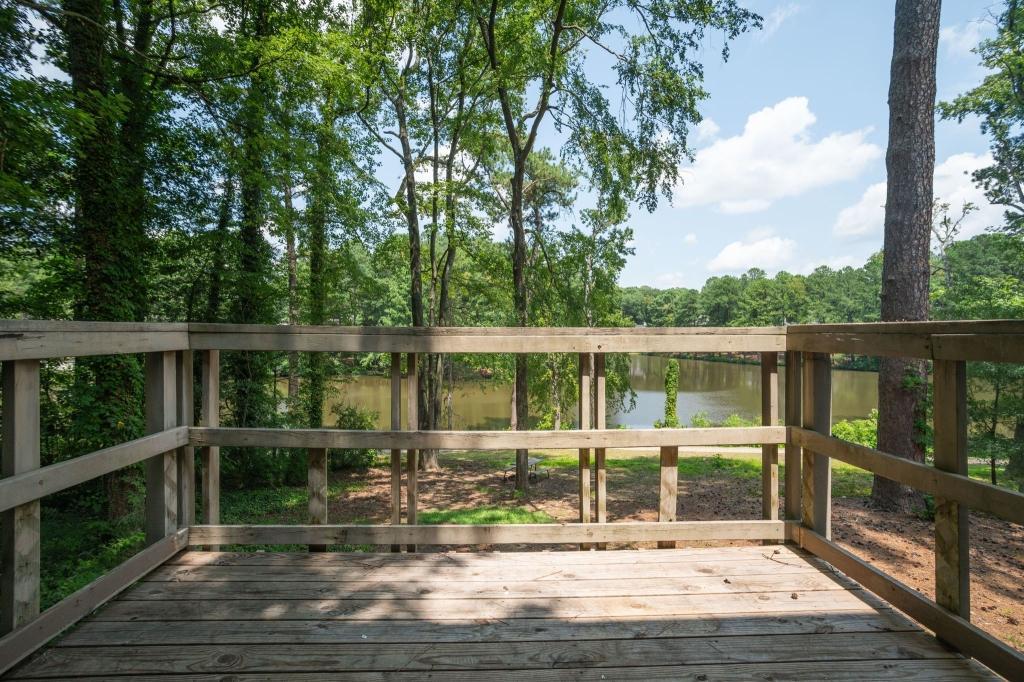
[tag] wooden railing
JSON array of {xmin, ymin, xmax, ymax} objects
[{"xmin": 0, "ymin": 320, "xmax": 1022, "ymax": 678}]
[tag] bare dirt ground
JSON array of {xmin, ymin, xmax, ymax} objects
[{"xmin": 322, "ymin": 450, "xmax": 1024, "ymax": 651}]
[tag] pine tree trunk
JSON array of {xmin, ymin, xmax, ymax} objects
[
  {"xmin": 872, "ymin": 0, "xmax": 940, "ymax": 513},
  {"xmin": 283, "ymin": 178, "xmax": 299, "ymax": 404}
]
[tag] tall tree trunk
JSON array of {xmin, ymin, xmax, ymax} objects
[
  {"xmin": 510, "ymin": 159, "xmax": 530, "ymax": 490},
  {"xmin": 872, "ymin": 0, "xmax": 940, "ymax": 513},
  {"xmin": 306, "ymin": 122, "xmax": 331, "ymax": 430},
  {"xmin": 206, "ymin": 174, "xmax": 233, "ymax": 322},
  {"xmin": 283, "ymin": 176, "xmax": 300, "ymax": 404}
]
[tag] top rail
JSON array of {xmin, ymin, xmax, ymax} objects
[{"xmin": 3, "ymin": 319, "xmax": 1024, "ymax": 361}]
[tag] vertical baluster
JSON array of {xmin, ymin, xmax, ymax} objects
[
  {"xmin": 784, "ymin": 351, "xmax": 802, "ymax": 523},
  {"xmin": 801, "ymin": 352, "xmax": 832, "ymax": 538},
  {"xmin": 658, "ymin": 445, "xmax": 679, "ymax": 549},
  {"xmin": 145, "ymin": 352, "xmax": 178, "ymax": 545},
  {"xmin": 307, "ymin": 446, "xmax": 328, "ymax": 553},
  {"xmin": 934, "ymin": 359, "xmax": 970, "ymax": 620},
  {"xmin": 406, "ymin": 352, "xmax": 418, "ymax": 552},
  {"xmin": 760, "ymin": 352, "xmax": 779, "ymax": 521},
  {"xmin": 200, "ymin": 350, "xmax": 220, "ymax": 551},
  {"xmin": 176, "ymin": 351, "xmax": 195, "ymax": 529},
  {"xmin": 594, "ymin": 353, "xmax": 607, "ymax": 550},
  {"xmin": 390, "ymin": 353, "xmax": 402, "ymax": 553},
  {"xmin": 1, "ymin": 360, "xmax": 40, "ymax": 635},
  {"xmin": 578, "ymin": 353, "xmax": 592, "ymax": 550}
]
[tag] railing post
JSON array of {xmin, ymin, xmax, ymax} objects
[
  {"xmin": 307, "ymin": 447, "xmax": 328, "ymax": 553},
  {"xmin": 658, "ymin": 445, "xmax": 679, "ymax": 549},
  {"xmin": 390, "ymin": 352, "xmax": 402, "ymax": 553},
  {"xmin": 800, "ymin": 352, "xmax": 832, "ymax": 539},
  {"xmin": 176, "ymin": 350, "xmax": 195, "ymax": 529},
  {"xmin": 578, "ymin": 353, "xmax": 592, "ymax": 550},
  {"xmin": 145, "ymin": 351, "xmax": 178, "ymax": 545},
  {"xmin": 199, "ymin": 350, "xmax": 219, "ymax": 550},
  {"xmin": 760, "ymin": 352, "xmax": 779, "ymax": 522},
  {"xmin": 594, "ymin": 353, "xmax": 607, "ymax": 550},
  {"xmin": 784, "ymin": 350, "xmax": 802, "ymax": 523},
  {"xmin": 406, "ymin": 352, "xmax": 418, "ymax": 553},
  {"xmin": 934, "ymin": 359, "xmax": 970, "ymax": 620},
  {"xmin": 1, "ymin": 360, "xmax": 40, "ymax": 635}
]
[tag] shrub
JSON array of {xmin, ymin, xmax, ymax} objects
[
  {"xmin": 330, "ymin": 402, "xmax": 379, "ymax": 469},
  {"xmin": 831, "ymin": 409, "xmax": 878, "ymax": 448}
]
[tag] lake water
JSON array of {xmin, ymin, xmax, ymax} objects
[{"xmin": 310, "ymin": 356, "xmax": 878, "ymax": 430}]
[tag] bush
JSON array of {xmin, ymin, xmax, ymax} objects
[
  {"xmin": 329, "ymin": 402, "xmax": 379, "ymax": 470},
  {"xmin": 689, "ymin": 411, "xmax": 713, "ymax": 428},
  {"xmin": 831, "ymin": 409, "xmax": 878, "ymax": 448}
]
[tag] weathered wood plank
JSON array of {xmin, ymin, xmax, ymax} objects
[
  {"xmin": 0, "ymin": 529, "xmax": 188, "ymax": 676},
  {"xmin": 791, "ymin": 427, "xmax": 1024, "ymax": 526},
  {"xmin": 0, "ymin": 323, "xmax": 189, "ymax": 362},
  {"xmin": 800, "ymin": 352, "xmax": 831, "ymax": 538},
  {"xmin": 786, "ymin": 331, "xmax": 933, "ymax": 358},
  {"xmin": 10, "ymin": 659, "xmax": 997, "ymax": 681},
  {"xmin": 658, "ymin": 446, "xmax": 678, "ymax": 549},
  {"xmin": 389, "ymin": 353, "xmax": 401, "ymax": 553},
  {"xmin": 784, "ymin": 350, "xmax": 802, "ymax": 521},
  {"xmin": 760, "ymin": 352, "xmax": 779, "ymax": 521},
  {"xmin": 307, "ymin": 448, "xmax": 327, "ymax": 553},
  {"xmin": 145, "ymin": 352, "xmax": 178, "ymax": 545},
  {"xmin": 59, "ymin": 609, "xmax": 919, "ymax": 647},
  {"xmin": 405, "ymin": 352, "xmax": 417, "ymax": 553},
  {"xmin": 0, "ymin": 428, "xmax": 188, "ymax": 513},
  {"xmin": 93, "ymin": 587, "xmax": 875, "ymax": 622},
  {"xmin": 199, "ymin": 349, "xmax": 219, "ymax": 551},
  {"xmin": 189, "ymin": 425, "xmax": 787, "ymax": 450},
  {"xmin": 933, "ymin": 359, "xmax": 969, "ymax": 621},
  {"xmin": 792, "ymin": 525, "xmax": 1024, "ymax": 682},
  {"xmin": 594, "ymin": 353, "xmax": 607, "ymax": 550},
  {"xmin": 175, "ymin": 350, "xmax": 195, "ymax": 528},
  {"xmin": 578, "ymin": 353, "xmax": 591, "ymax": 551},
  {"xmin": 13, "ymin": 632, "xmax": 959, "ymax": 677},
  {"xmin": 932, "ymin": 333, "xmax": 1024, "ymax": 362},
  {"xmin": 187, "ymin": 521, "xmax": 785, "ymax": 547},
  {"xmin": 1, "ymin": 360, "xmax": 40, "ymax": 636}
]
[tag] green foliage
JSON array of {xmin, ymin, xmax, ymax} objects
[
  {"xmin": 832, "ymin": 410, "xmax": 879, "ymax": 449},
  {"xmin": 654, "ymin": 359, "xmax": 680, "ymax": 428},
  {"xmin": 329, "ymin": 402, "xmax": 379, "ymax": 470},
  {"xmin": 419, "ymin": 506, "xmax": 555, "ymax": 525}
]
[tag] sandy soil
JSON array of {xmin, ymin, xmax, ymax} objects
[{"xmin": 322, "ymin": 452, "xmax": 1024, "ymax": 651}]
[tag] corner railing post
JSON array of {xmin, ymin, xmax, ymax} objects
[
  {"xmin": 760, "ymin": 352, "xmax": 779, "ymax": 522},
  {"xmin": 406, "ymin": 352, "xmax": 418, "ymax": 553},
  {"xmin": 199, "ymin": 350, "xmax": 220, "ymax": 550},
  {"xmin": 784, "ymin": 350, "xmax": 802, "ymax": 523},
  {"xmin": 578, "ymin": 352, "xmax": 592, "ymax": 550},
  {"xmin": 1, "ymin": 359, "xmax": 40, "ymax": 635},
  {"xmin": 800, "ymin": 352, "xmax": 832, "ymax": 539},
  {"xmin": 390, "ymin": 352, "xmax": 402, "ymax": 553},
  {"xmin": 934, "ymin": 358, "xmax": 970, "ymax": 620},
  {"xmin": 145, "ymin": 351, "xmax": 178, "ymax": 545},
  {"xmin": 176, "ymin": 350, "xmax": 195, "ymax": 529},
  {"xmin": 594, "ymin": 353, "xmax": 607, "ymax": 550}
]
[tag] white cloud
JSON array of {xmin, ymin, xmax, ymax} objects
[
  {"xmin": 683, "ymin": 232, "xmax": 698, "ymax": 245},
  {"xmin": 940, "ymin": 21, "xmax": 986, "ymax": 58},
  {"xmin": 693, "ymin": 118, "xmax": 720, "ymax": 143},
  {"xmin": 655, "ymin": 272, "xmax": 688, "ymax": 288},
  {"xmin": 676, "ymin": 97, "xmax": 882, "ymax": 214},
  {"xmin": 762, "ymin": 3, "xmax": 801, "ymax": 39},
  {"xmin": 833, "ymin": 152, "xmax": 1002, "ymax": 240},
  {"xmin": 706, "ymin": 229, "xmax": 797, "ymax": 273}
]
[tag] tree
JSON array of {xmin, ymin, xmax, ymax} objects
[{"xmin": 872, "ymin": 0, "xmax": 940, "ymax": 513}]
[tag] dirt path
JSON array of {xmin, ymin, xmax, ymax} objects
[{"xmin": 324, "ymin": 453, "xmax": 1024, "ymax": 651}]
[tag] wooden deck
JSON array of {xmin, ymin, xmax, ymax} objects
[{"xmin": 4, "ymin": 545, "xmax": 997, "ymax": 680}]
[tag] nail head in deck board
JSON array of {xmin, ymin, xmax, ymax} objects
[{"xmin": 1, "ymin": 360, "xmax": 41, "ymax": 636}]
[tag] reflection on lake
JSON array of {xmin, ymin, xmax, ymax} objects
[{"xmin": 309, "ymin": 355, "xmax": 878, "ymax": 430}]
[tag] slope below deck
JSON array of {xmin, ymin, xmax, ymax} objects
[{"xmin": 3, "ymin": 545, "xmax": 997, "ymax": 680}]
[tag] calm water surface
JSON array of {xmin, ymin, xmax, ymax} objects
[{"xmin": 314, "ymin": 356, "xmax": 878, "ymax": 430}]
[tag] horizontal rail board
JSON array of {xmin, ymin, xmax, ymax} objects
[
  {"xmin": 791, "ymin": 427, "xmax": 1024, "ymax": 526},
  {"xmin": 189, "ymin": 521, "xmax": 785, "ymax": 546},
  {"xmin": 792, "ymin": 525, "xmax": 1022, "ymax": 681},
  {"xmin": 0, "ymin": 320, "xmax": 190, "ymax": 361},
  {"xmin": 189, "ymin": 426, "xmax": 786, "ymax": 450},
  {"xmin": 0, "ymin": 528, "xmax": 189, "ymax": 675},
  {"xmin": 0, "ymin": 428, "xmax": 189, "ymax": 512},
  {"xmin": 786, "ymin": 331, "xmax": 933, "ymax": 359},
  {"xmin": 932, "ymin": 333, "xmax": 1024, "ymax": 362}
]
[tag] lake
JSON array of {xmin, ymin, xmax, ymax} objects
[{"xmin": 307, "ymin": 356, "xmax": 878, "ymax": 430}]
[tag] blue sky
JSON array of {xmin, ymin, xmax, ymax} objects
[{"xmin": 609, "ymin": 1, "xmax": 999, "ymax": 289}]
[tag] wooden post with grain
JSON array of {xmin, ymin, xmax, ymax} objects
[
  {"xmin": 175, "ymin": 350, "xmax": 195, "ymax": 528},
  {"xmin": 658, "ymin": 444, "xmax": 679, "ymax": 549},
  {"xmin": 578, "ymin": 353, "xmax": 592, "ymax": 550},
  {"xmin": 145, "ymin": 351, "xmax": 178, "ymax": 545},
  {"xmin": 933, "ymin": 359, "xmax": 969, "ymax": 620},
  {"xmin": 406, "ymin": 352, "xmax": 418, "ymax": 552},
  {"xmin": 199, "ymin": 350, "xmax": 219, "ymax": 551},
  {"xmin": 760, "ymin": 352, "xmax": 779, "ymax": 521},
  {"xmin": 389, "ymin": 352, "xmax": 402, "ymax": 553},
  {"xmin": 1, "ymin": 359, "xmax": 40, "ymax": 635},
  {"xmin": 783, "ymin": 350, "xmax": 802, "ymax": 522},
  {"xmin": 800, "ymin": 352, "xmax": 832, "ymax": 538},
  {"xmin": 594, "ymin": 353, "xmax": 607, "ymax": 550}
]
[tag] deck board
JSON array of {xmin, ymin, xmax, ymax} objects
[{"xmin": 5, "ymin": 546, "xmax": 997, "ymax": 680}]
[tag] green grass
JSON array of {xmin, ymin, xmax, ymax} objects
[{"xmin": 419, "ymin": 506, "xmax": 556, "ymax": 525}]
